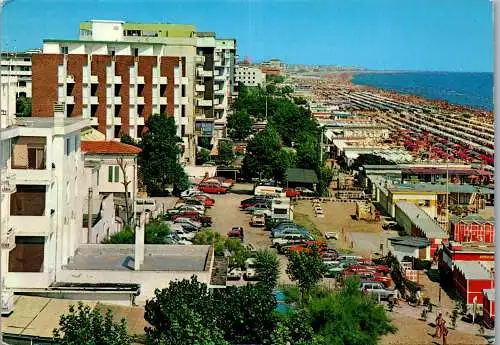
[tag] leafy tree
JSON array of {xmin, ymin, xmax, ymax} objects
[
  {"xmin": 293, "ymin": 96, "xmax": 308, "ymax": 105},
  {"xmin": 216, "ymin": 140, "xmax": 235, "ymax": 166},
  {"xmin": 213, "ymin": 284, "xmax": 277, "ymax": 345},
  {"xmin": 286, "ymin": 246, "xmax": 327, "ymax": 298},
  {"xmin": 120, "ymin": 134, "xmax": 138, "ymax": 147},
  {"xmin": 53, "ymin": 302, "xmax": 131, "ymax": 345},
  {"xmin": 140, "ymin": 115, "xmax": 189, "ymax": 195},
  {"xmin": 144, "ymin": 276, "xmax": 228, "ymax": 345},
  {"xmin": 272, "ymin": 310, "xmax": 316, "ymax": 345},
  {"xmin": 196, "ymin": 147, "xmax": 211, "ymax": 165},
  {"xmin": 145, "ymin": 221, "xmax": 171, "ymax": 244},
  {"xmin": 16, "ymin": 96, "xmax": 31, "ymax": 117},
  {"xmin": 350, "ymin": 153, "xmax": 394, "ymax": 171},
  {"xmin": 224, "ymin": 237, "xmax": 251, "ymax": 270},
  {"xmin": 317, "ymin": 166, "xmax": 334, "ymax": 197},
  {"xmin": 227, "ymin": 110, "xmax": 253, "ymax": 141},
  {"xmin": 296, "ymin": 133, "xmax": 321, "ymax": 170},
  {"xmin": 253, "ymin": 249, "xmax": 280, "ymax": 289},
  {"xmin": 266, "ymin": 75, "xmax": 285, "ymax": 83},
  {"xmin": 280, "ymin": 85, "xmax": 294, "ymax": 95},
  {"xmin": 307, "ymin": 278, "xmax": 396, "ymax": 345},
  {"xmin": 197, "ymin": 137, "xmax": 213, "ymax": 150},
  {"xmin": 270, "ymin": 102, "xmax": 319, "ymax": 146},
  {"xmin": 242, "ymin": 125, "xmax": 289, "ymax": 181}
]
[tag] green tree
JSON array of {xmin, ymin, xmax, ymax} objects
[
  {"xmin": 216, "ymin": 140, "xmax": 235, "ymax": 166},
  {"xmin": 196, "ymin": 147, "xmax": 211, "ymax": 165},
  {"xmin": 242, "ymin": 125, "xmax": 289, "ymax": 181},
  {"xmin": 296, "ymin": 133, "xmax": 321, "ymax": 170},
  {"xmin": 253, "ymin": 249, "xmax": 280, "ymax": 289},
  {"xmin": 272, "ymin": 310, "xmax": 316, "ymax": 345},
  {"xmin": 293, "ymin": 96, "xmax": 308, "ymax": 105},
  {"xmin": 227, "ymin": 110, "xmax": 253, "ymax": 141},
  {"xmin": 213, "ymin": 284, "xmax": 277, "ymax": 345},
  {"xmin": 102, "ymin": 225, "xmax": 135, "ymax": 244},
  {"xmin": 307, "ymin": 278, "xmax": 396, "ymax": 345},
  {"xmin": 224, "ymin": 237, "xmax": 251, "ymax": 270},
  {"xmin": 53, "ymin": 302, "xmax": 131, "ymax": 345},
  {"xmin": 120, "ymin": 134, "xmax": 139, "ymax": 147},
  {"xmin": 140, "ymin": 115, "xmax": 189, "ymax": 195},
  {"xmin": 317, "ymin": 166, "xmax": 334, "ymax": 197},
  {"xmin": 16, "ymin": 96, "xmax": 32, "ymax": 117},
  {"xmin": 286, "ymin": 246, "xmax": 327, "ymax": 298},
  {"xmin": 192, "ymin": 230, "xmax": 225, "ymax": 255},
  {"xmin": 144, "ymin": 276, "xmax": 228, "ymax": 345},
  {"xmin": 145, "ymin": 221, "xmax": 171, "ymax": 244},
  {"xmin": 280, "ymin": 85, "xmax": 294, "ymax": 95}
]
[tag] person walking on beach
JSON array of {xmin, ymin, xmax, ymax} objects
[
  {"xmin": 433, "ymin": 313, "xmax": 443, "ymax": 338},
  {"xmin": 441, "ymin": 323, "xmax": 449, "ymax": 345},
  {"xmin": 416, "ymin": 288, "xmax": 422, "ymax": 306},
  {"xmin": 393, "ymin": 288, "xmax": 400, "ymax": 306}
]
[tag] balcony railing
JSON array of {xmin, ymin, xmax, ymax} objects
[{"xmin": 0, "ymin": 170, "xmax": 16, "ymax": 194}]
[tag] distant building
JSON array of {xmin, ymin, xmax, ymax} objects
[
  {"xmin": 450, "ymin": 214, "xmax": 495, "ymax": 243},
  {"xmin": 235, "ymin": 65, "xmax": 265, "ymax": 87},
  {"xmin": 452, "ymin": 260, "xmax": 494, "ymax": 305},
  {"xmin": 259, "ymin": 58, "xmax": 285, "ymax": 76}
]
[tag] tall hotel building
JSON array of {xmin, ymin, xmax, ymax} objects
[{"xmin": 32, "ymin": 20, "xmax": 236, "ymax": 164}]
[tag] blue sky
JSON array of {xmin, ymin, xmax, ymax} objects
[{"xmin": 0, "ymin": 0, "xmax": 493, "ymax": 72}]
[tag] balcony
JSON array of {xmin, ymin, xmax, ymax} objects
[
  {"xmin": 106, "ymin": 75, "xmax": 122, "ymax": 84},
  {"xmin": 114, "ymin": 96, "xmax": 122, "ymax": 105},
  {"xmin": 174, "ymin": 76, "xmax": 180, "ymax": 85},
  {"xmin": 197, "ymin": 99, "xmax": 213, "ymax": 107},
  {"xmin": 181, "ymin": 77, "xmax": 188, "ymax": 84},
  {"xmin": 5, "ymin": 272, "xmax": 50, "ymax": 289},
  {"xmin": 135, "ymin": 117, "xmax": 145, "ymax": 126},
  {"xmin": 90, "ymin": 96, "xmax": 99, "ymax": 104},
  {"xmin": 13, "ymin": 168, "xmax": 54, "ymax": 185},
  {"xmin": 181, "ymin": 97, "xmax": 189, "ymax": 105},
  {"xmin": 90, "ymin": 117, "xmax": 99, "ymax": 126},
  {"xmin": 90, "ymin": 75, "xmax": 98, "ymax": 84},
  {"xmin": 153, "ymin": 76, "xmax": 167, "ymax": 85},
  {"xmin": 196, "ymin": 67, "xmax": 212, "ymax": 78},
  {"xmin": 195, "ymin": 55, "xmax": 205, "ymax": 65},
  {"xmin": 214, "ymin": 87, "xmax": 225, "ymax": 94},
  {"xmin": 1, "ymin": 170, "xmax": 16, "ymax": 194},
  {"xmin": 159, "ymin": 97, "xmax": 167, "ymax": 105},
  {"xmin": 1, "ymin": 227, "xmax": 15, "ymax": 251},
  {"xmin": 214, "ymin": 73, "xmax": 225, "ymax": 81},
  {"xmin": 114, "ymin": 117, "xmax": 122, "ymax": 125},
  {"xmin": 195, "ymin": 84, "xmax": 205, "ymax": 92},
  {"xmin": 10, "ymin": 214, "xmax": 54, "ymax": 236},
  {"xmin": 66, "ymin": 96, "xmax": 75, "ymax": 104},
  {"xmin": 135, "ymin": 96, "xmax": 145, "ymax": 105}
]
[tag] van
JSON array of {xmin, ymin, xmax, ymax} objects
[{"xmin": 254, "ymin": 186, "xmax": 284, "ymax": 196}]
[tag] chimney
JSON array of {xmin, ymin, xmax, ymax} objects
[{"xmin": 134, "ymin": 214, "xmax": 145, "ymax": 270}]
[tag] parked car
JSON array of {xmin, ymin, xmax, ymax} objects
[
  {"xmin": 181, "ymin": 188, "xmax": 200, "ymax": 198},
  {"xmin": 182, "ymin": 198, "xmax": 205, "ymax": 207},
  {"xmin": 243, "ymin": 258, "xmax": 256, "ymax": 280},
  {"xmin": 175, "ymin": 227, "xmax": 197, "ymax": 241},
  {"xmin": 271, "ymin": 227, "xmax": 310, "ymax": 239},
  {"xmin": 360, "ymin": 281, "xmax": 395, "ymax": 300},
  {"xmin": 324, "ymin": 232, "xmax": 339, "ymax": 240},
  {"xmin": 244, "ymin": 202, "xmax": 271, "ymax": 212},
  {"xmin": 227, "ymin": 268, "xmax": 243, "ymax": 280},
  {"xmin": 284, "ymin": 188, "xmax": 300, "ymax": 198},
  {"xmin": 173, "ymin": 203, "xmax": 205, "ymax": 212},
  {"xmin": 294, "ymin": 187, "xmax": 315, "ymax": 195},
  {"xmin": 166, "ymin": 206, "xmax": 204, "ymax": 216},
  {"xmin": 171, "ymin": 213, "xmax": 212, "ymax": 227},
  {"xmin": 266, "ymin": 218, "xmax": 295, "ymax": 231},
  {"xmin": 273, "ymin": 233, "xmax": 314, "ymax": 248},
  {"xmin": 227, "ymin": 227, "xmax": 244, "ymax": 240},
  {"xmin": 287, "ymin": 241, "xmax": 328, "ymax": 256},
  {"xmin": 166, "ymin": 232, "xmax": 193, "ymax": 245},
  {"xmin": 174, "ymin": 217, "xmax": 202, "ymax": 228},
  {"xmin": 198, "ymin": 182, "xmax": 228, "ymax": 194},
  {"xmin": 251, "ymin": 213, "xmax": 266, "ymax": 227},
  {"xmin": 271, "ymin": 223, "xmax": 307, "ymax": 237},
  {"xmin": 382, "ymin": 220, "xmax": 399, "ymax": 230},
  {"xmin": 194, "ymin": 194, "xmax": 215, "ymax": 207},
  {"xmin": 240, "ymin": 197, "xmax": 267, "ymax": 209}
]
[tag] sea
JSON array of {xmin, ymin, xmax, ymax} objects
[{"xmin": 351, "ymin": 71, "xmax": 493, "ymax": 112}]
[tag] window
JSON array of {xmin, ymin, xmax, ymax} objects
[
  {"xmin": 66, "ymin": 138, "xmax": 70, "ymax": 155},
  {"xmin": 181, "ymin": 105, "xmax": 186, "ymax": 118},
  {"xmin": 133, "ymin": 48, "xmax": 139, "ymax": 57},
  {"xmin": 108, "ymin": 165, "xmax": 120, "ymax": 182},
  {"xmin": 181, "ymin": 85, "xmax": 186, "ymax": 97},
  {"xmin": 60, "ymin": 46, "xmax": 68, "ymax": 55},
  {"xmin": 181, "ymin": 125, "xmax": 186, "ymax": 137},
  {"xmin": 74, "ymin": 136, "xmax": 79, "ymax": 152}
]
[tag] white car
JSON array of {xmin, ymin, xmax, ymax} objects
[
  {"xmin": 324, "ymin": 232, "xmax": 339, "ymax": 240},
  {"xmin": 181, "ymin": 188, "xmax": 200, "ymax": 198},
  {"xmin": 167, "ymin": 205, "xmax": 204, "ymax": 215},
  {"xmin": 272, "ymin": 233, "xmax": 312, "ymax": 247},
  {"xmin": 227, "ymin": 268, "xmax": 243, "ymax": 280},
  {"xmin": 295, "ymin": 187, "xmax": 315, "ymax": 195},
  {"xmin": 243, "ymin": 258, "xmax": 257, "ymax": 280}
]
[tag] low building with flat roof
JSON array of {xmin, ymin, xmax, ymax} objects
[
  {"xmin": 388, "ymin": 236, "xmax": 431, "ymax": 261},
  {"xmin": 452, "ymin": 260, "xmax": 494, "ymax": 305}
]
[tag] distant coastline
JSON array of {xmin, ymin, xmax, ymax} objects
[{"xmin": 349, "ymin": 71, "xmax": 493, "ymax": 116}]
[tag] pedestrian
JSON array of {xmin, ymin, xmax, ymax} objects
[
  {"xmin": 441, "ymin": 323, "xmax": 448, "ymax": 345},
  {"xmin": 416, "ymin": 288, "xmax": 422, "ymax": 306},
  {"xmin": 240, "ymin": 227, "xmax": 244, "ymax": 243},
  {"xmin": 433, "ymin": 313, "xmax": 442, "ymax": 338},
  {"xmin": 393, "ymin": 288, "xmax": 400, "ymax": 306}
]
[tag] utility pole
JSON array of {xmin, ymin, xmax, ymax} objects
[{"xmin": 445, "ymin": 148, "xmax": 449, "ymax": 231}]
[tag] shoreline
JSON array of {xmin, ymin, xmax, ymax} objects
[{"xmin": 345, "ymin": 72, "xmax": 494, "ymax": 120}]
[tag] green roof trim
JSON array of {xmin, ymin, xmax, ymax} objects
[
  {"xmin": 43, "ymin": 39, "xmax": 166, "ymax": 46},
  {"xmin": 285, "ymin": 168, "xmax": 319, "ymax": 184}
]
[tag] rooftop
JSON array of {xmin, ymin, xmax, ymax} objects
[
  {"xmin": 453, "ymin": 260, "xmax": 494, "ymax": 281},
  {"xmin": 444, "ymin": 241, "xmax": 495, "ymax": 254},
  {"xmin": 389, "ymin": 183, "xmax": 493, "ymax": 195},
  {"xmin": 285, "ymin": 168, "xmax": 319, "ymax": 184},
  {"xmin": 64, "ymin": 244, "xmax": 211, "ymax": 271},
  {"xmin": 81, "ymin": 140, "xmax": 142, "ymax": 155},
  {"xmin": 395, "ymin": 201, "xmax": 448, "ymax": 239},
  {"xmin": 450, "ymin": 214, "xmax": 495, "ymax": 225},
  {"xmin": 388, "ymin": 236, "xmax": 430, "ymax": 248}
]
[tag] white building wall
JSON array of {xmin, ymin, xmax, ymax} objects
[
  {"xmin": 235, "ymin": 65, "xmax": 265, "ymax": 87},
  {"xmin": 0, "ymin": 76, "xmax": 17, "ymax": 117}
]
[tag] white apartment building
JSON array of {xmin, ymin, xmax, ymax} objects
[
  {"xmin": 0, "ymin": 52, "xmax": 34, "ymax": 100},
  {"xmin": 235, "ymin": 65, "xmax": 265, "ymax": 87},
  {"xmin": 2, "ymin": 114, "xmax": 90, "ymax": 291}
]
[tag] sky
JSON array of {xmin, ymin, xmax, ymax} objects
[{"xmin": 0, "ymin": 0, "xmax": 494, "ymax": 72}]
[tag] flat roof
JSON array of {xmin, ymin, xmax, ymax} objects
[
  {"xmin": 453, "ymin": 261, "xmax": 493, "ymax": 281},
  {"xmin": 388, "ymin": 236, "xmax": 430, "ymax": 248},
  {"xmin": 395, "ymin": 202, "xmax": 448, "ymax": 239},
  {"xmin": 64, "ymin": 244, "xmax": 211, "ymax": 271},
  {"xmin": 390, "ymin": 183, "xmax": 493, "ymax": 194}
]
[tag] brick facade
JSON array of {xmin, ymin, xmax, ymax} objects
[
  {"xmin": 32, "ymin": 54, "xmax": 64, "ymax": 116},
  {"xmin": 137, "ymin": 56, "xmax": 157, "ymax": 124},
  {"xmin": 90, "ymin": 55, "xmax": 112, "ymax": 133},
  {"xmin": 66, "ymin": 54, "xmax": 87, "ymax": 117},
  {"xmin": 160, "ymin": 56, "xmax": 180, "ymax": 116}
]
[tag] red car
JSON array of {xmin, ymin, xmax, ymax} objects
[
  {"xmin": 350, "ymin": 264, "xmax": 390, "ymax": 275},
  {"xmin": 194, "ymin": 194, "xmax": 215, "ymax": 207},
  {"xmin": 284, "ymin": 188, "xmax": 300, "ymax": 198},
  {"xmin": 171, "ymin": 213, "xmax": 212, "ymax": 226},
  {"xmin": 227, "ymin": 227, "xmax": 244, "ymax": 240},
  {"xmin": 198, "ymin": 183, "xmax": 228, "ymax": 194}
]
